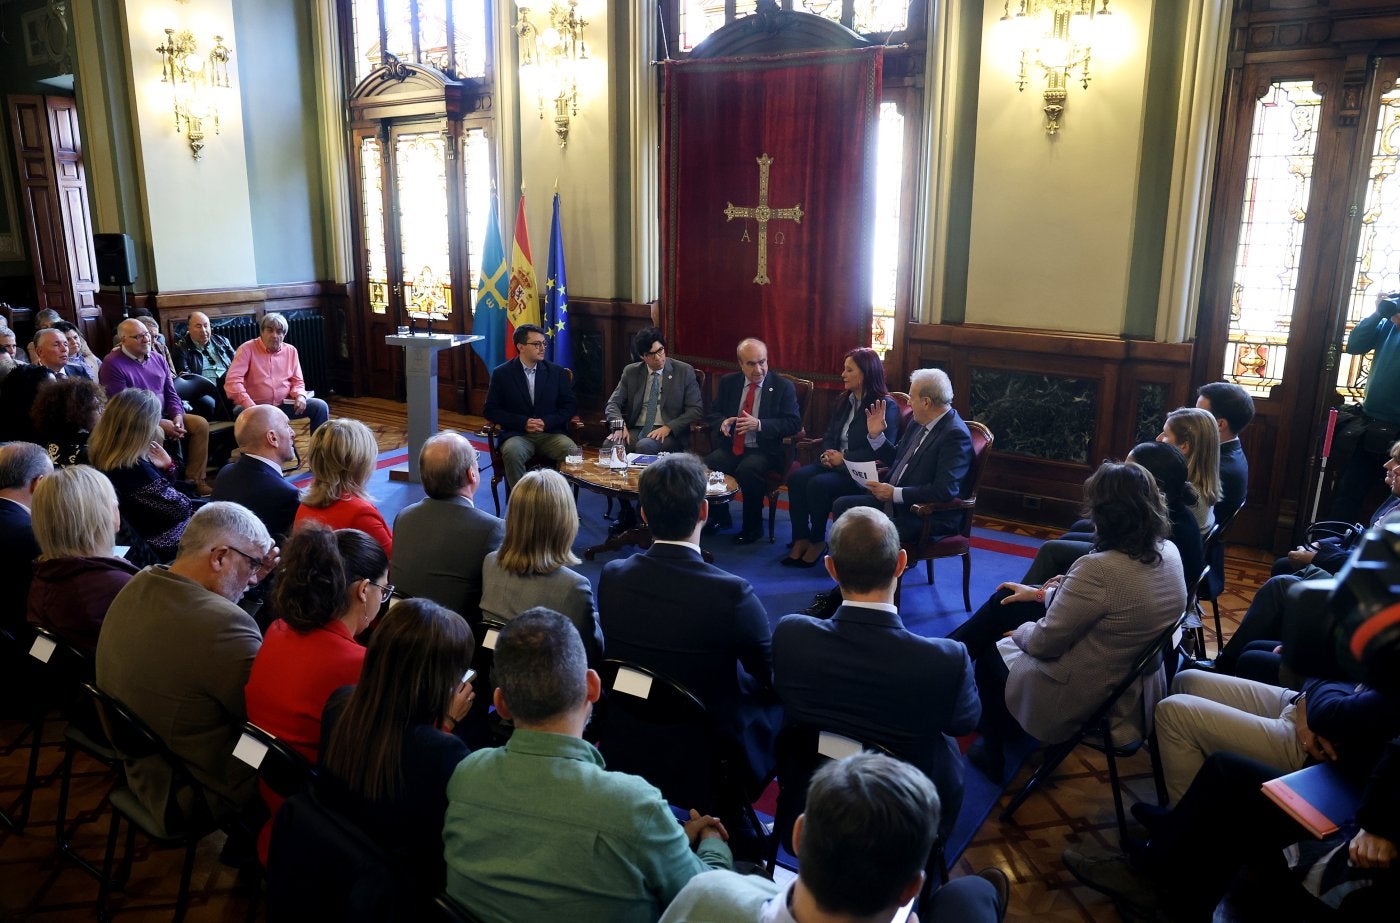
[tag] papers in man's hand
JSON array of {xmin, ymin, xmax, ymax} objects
[{"xmin": 844, "ymin": 459, "xmax": 880, "ymax": 488}]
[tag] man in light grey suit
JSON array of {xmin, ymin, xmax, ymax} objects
[
  {"xmin": 605, "ymin": 327, "xmax": 703, "ymax": 454},
  {"xmin": 605, "ymin": 327, "xmax": 703, "ymax": 531},
  {"xmin": 392, "ymin": 431, "xmax": 505, "ymax": 622}
]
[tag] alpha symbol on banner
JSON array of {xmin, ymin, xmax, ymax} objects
[{"xmin": 723, "ymin": 153, "xmax": 803, "ymax": 285}]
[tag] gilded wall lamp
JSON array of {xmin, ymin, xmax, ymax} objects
[
  {"xmin": 515, "ymin": 0, "xmax": 589, "ymax": 149},
  {"xmin": 156, "ymin": 28, "xmax": 233, "ymax": 159},
  {"xmin": 1000, "ymin": 1, "xmax": 1110, "ymax": 134}
]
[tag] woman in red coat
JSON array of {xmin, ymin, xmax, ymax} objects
[{"xmin": 244, "ymin": 523, "xmax": 390, "ymax": 863}]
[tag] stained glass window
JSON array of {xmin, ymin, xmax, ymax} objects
[
  {"xmin": 1220, "ymin": 80, "xmax": 1323, "ymax": 396},
  {"xmin": 360, "ymin": 137, "xmax": 389, "ymax": 315},
  {"xmin": 1336, "ymin": 76, "xmax": 1400, "ymax": 402},
  {"xmin": 350, "ymin": 0, "xmax": 486, "ymax": 86},
  {"xmin": 852, "ymin": 0, "xmax": 907, "ymax": 35},
  {"xmin": 871, "ymin": 100, "xmax": 904, "ymax": 357},
  {"xmin": 395, "ymin": 131, "xmax": 452, "ymax": 320}
]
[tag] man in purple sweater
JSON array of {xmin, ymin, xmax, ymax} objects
[{"xmin": 99, "ymin": 318, "xmax": 211, "ymax": 494}]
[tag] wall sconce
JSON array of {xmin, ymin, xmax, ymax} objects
[
  {"xmin": 1000, "ymin": 1, "xmax": 1110, "ymax": 134},
  {"xmin": 156, "ymin": 28, "xmax": 233, "ymax": 160},
  {"xmin": 515, "ymin": 0, "xmax": 588, "ymax": 149}
]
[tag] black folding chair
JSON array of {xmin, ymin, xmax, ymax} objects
[
  {"xmin": 458, "ymin": 618, "xmax": 510, "ymax": 748},
  {"xmin": 770, "ymin": 725, "xmax": 947, "ymax": 898},
  {"xmin": 0, "ymin": 625, "xmax": 51, "ymax": 833},
  {"xmin": 592, "ymin": 659, "xmax": 768, "ymax": 858},
  {"xmin": 83, "ymin": 682, "xmax": 220, "ymax": 923},
  {"xmin": 999, "ymin": 614, "xmax": 1186, "ymax": 845}
]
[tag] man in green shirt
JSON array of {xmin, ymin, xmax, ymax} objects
[{"xmin": 443, "ymin": 608, "xmax": 732, "ymax": 922}]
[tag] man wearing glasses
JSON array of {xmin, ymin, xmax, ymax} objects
[
  {"xmin": 96, "ymin": 502, "xmax": 276, "ymax": 833},
  {"xmin": 484, "ymin": 323, "xmax": 580, "ymax": 490}
]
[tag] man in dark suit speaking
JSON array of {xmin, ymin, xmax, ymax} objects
[
  {"xmin": 484, "ymin": 323, "xmax": 579, "ymax": 490},
  {"xmin": 773, "ymin": 506, "xmax": 980, "ymax": 841},
  {"xmin": 703, "ymin": 337, "xmax": 801, "ymax": 544},
  {"xmin": 804, "ymin": 368, "xmax": 973, "ymax": 617},
  {"xmin": 210, "ymin": 405, "xmax": 300, "ymax": 543}
]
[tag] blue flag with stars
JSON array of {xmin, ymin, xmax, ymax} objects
[
  {"xmin": 471, "ymin": 196, "xmax": 508, "ymax": 370},
  {"xmin": 545, "ymin": 192, "xmax": 573, "ymax": 370}
]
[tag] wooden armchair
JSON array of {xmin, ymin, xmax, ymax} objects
[
  {"xmin": 483, "ymin": 367, "xmax": 581, "ymax": 514},
  {"xmin": 899, "ymin": 420, "xmax": 995, "ymax": 611}
]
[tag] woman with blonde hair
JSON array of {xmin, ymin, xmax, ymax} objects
[
  {"xmin": 27, "ymin": 465, "xmax": 138, "ymax": 654},
  {"xmin": 87, "ymin": 388, "xmax": 196, "ymax": 562},
  {"xmin": 1158, "ymin": 406, "xmax": 1223, "ymax": 535},
  {"xmin": 479, "ymin": 468, "xmax": 602, "ymax": 664},
  {"xmin": 294, "ymin": 417, "xmax": 392, "ymax": 557}
]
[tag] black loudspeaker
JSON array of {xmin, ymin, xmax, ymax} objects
[{"xmin": 93, "ymin": 233, "xmax": 137, "ymax": 286}]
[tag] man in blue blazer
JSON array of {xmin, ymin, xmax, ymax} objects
[
  {"xmin": 0, "ymin": 442, "xmax": 52, "ymax": 635},
  {"xmin": 483, "ymin": 323, "xmax": 579, "ymax": 489},
  {"xmin": 773, "ymin": 506, "xmax": 980, "ymax": 841},
  {"xmin": 598, "ymin": 454, "xmax": 782, "ymax": 799},
  {"xmin": 702, "ymin": 338, "xmax": 802, "ymax": 544},
  {"xmin": 1195, "ymin": 381, "xmax": 1253, "ymax": 597},
  {"xmin": 210, "ymin": 405, "xmax": 300, "ymax": 542}
]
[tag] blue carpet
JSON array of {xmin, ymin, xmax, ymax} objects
[{"xmin": 349, "ymin": 447, "xmax": 1043, "ymax": 864}]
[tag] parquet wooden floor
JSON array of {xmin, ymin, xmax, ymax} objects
[{"xmin": 0, "ymin": 397, "xmax": 1278, "ymax": 921}]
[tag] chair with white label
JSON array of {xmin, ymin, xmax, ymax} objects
[
  {"xmin": 593, "ymin": 658, "xmax": 769, "ymax": 861},
  {"xmin": 461, "ymin": 618, "xmax": 511, "ymax": 747},
  {"xmin": 0, "ymin": 624, "xmax": 49, "ymax": 833},
  {"xmin": 770, "ymin": 724, "xmax": 947, "ymax": 895}
]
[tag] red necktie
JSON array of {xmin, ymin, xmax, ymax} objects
[{"xmin": 733, "ymin": 382, "xmax": 756, "ymax": 455}]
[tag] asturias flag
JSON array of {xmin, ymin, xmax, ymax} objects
[
  {"xmin": 505, "ymin": 194, "xmax": 540, "ymax": 360},
  {"xmin": 545, "ymin": 192, "xmax": 572, "ymax": 371},
  {"xmin": 471, "ymin": 196, "xmax": 508, "ymax": 370}
]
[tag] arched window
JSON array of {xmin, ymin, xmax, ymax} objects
[
  {"xmin": 659, "ymin": 1, "xmax": 924, "ymax": 358},
  {"xmin": 339, "ymin": 1, "xmax": 496, "ymax": 403}
]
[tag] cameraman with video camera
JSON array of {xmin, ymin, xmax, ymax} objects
[{"xmin": 1332, "ymin": 287, "xmax": 1400, "ymax": 523}]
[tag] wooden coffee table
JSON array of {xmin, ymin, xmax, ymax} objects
[{"xmin": 560, "ymin": 458, "xmax": 738, "ymax": 561}]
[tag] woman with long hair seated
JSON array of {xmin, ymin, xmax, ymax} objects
[
  {"xmin": 32, "ymin": 376, "xmax": 105, "ymax": 468},
  {"xmin": 1020, "ymin": 442, "xmax": 1204, "ymax": 593},
  {"xmin": 87, "ymin": 388, "xmax": 196, "ymax": 562},
  {"xmin": 315, "ymin": 598, "xmax": 475, "ymax": 892},
  {"xmin": 27, "ymin": 465, "xmax": 138, "ymax": 656},
  {"xmin": 244, "ymin": 523, "xmax": 389, "ymax": 862},
  {"xmin": 1158, "ymin": 406, "xmax": 1223, "ymax": 535},
  {"xmin": 479, "ymin": 468, "xmax": 603, "ymax": 665},
  {"xmin": 294, "ymin": 418, "xmax": 392, "ymax": 557},
  {"xmin": 950, "ymin": 462, "xmax": 1186, "ymax": 781},
  {"xmin": 782, "ymin": 346, "xmax": 901, "ymax": 567}
]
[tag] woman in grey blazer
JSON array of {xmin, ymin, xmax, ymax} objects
[
  {"xmin": 480, "ymin": 469, "xmax": 603, "ymax": 666},
  {"xmin": 959, "ymin": 462, "xmax": 1186, "ymax": 781}
]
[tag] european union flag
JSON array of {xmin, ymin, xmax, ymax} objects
[
  {"xmin": 545, "ymin": 192, "xmax": 573, "ymax": 371},
  {"xmin": 472, "ymin": 196, "xmax": 508, "ymax": 370}
]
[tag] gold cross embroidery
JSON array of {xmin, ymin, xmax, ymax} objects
[{"xmin": 723, "ymin": 154, "xmax": 803, "ymax": 285}]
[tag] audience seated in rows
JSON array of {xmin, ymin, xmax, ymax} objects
[
  {"xmin": 600, "ymin": 453, "xmax": 782, "ymax": 804},
  {"xmin": 783, "ymin": 346, "xmax": 900, "ymax": 567},
  {"xmin": 31, "ymin": 375, "xmax": 104, "ymax": 468},
  {"xmin": 392, "ymin": 431, "xmax": 504, "ymax": 622},
  {"xmin": 317, "ymin": 598, "xmax": 475, "ymax": 894},
  {"xmin": 480, "ymin": 468, "xmax": 601, "ymax": 663},
  {"xmin": 295, "ymin": 417, "xmax": 392, "ymax": 558},
  {"xmin": 0, "ymin": 441, "xmax": 52, "ymax": 633},
  {"xmin": 27, "ymin": 464, "xmax": 136, "ymax": 656},
  {"xmin": 95, "ymin": 502, "xmax": 275, "ymax": 831},
  {"xmin": 100, "ymin": 317, "xmax": 211, "ymax": 494},
  {"xmin": 1022, "ymin": 441, "xmax": 1204, "ymax": 595},
  {"xmin": 702, "ymin": 337, "xmax": 802, "ymax": 543},
  {"xmin": 211, "ymin": 405, "xmax": 301, "ymax": 543},
  {"xmin": 483, "ymin": 322, "xmax": 580, "ymax": 490},
  {"xmin": 773, "ymin": 506, "xmax": 979, "ymax": 840},
  {"xmin": 245, "ymin": 524, "xmax": 386, "ymax": 863},
  {"xmin": 660, "ymin": 752, "xmax": 1007, "ymax": 923},
  {"xmin": 225, "ymin": 312, "xmax": 329, "ymax": 434},
  {"xmin": 444, "ymin": 608, "xmax": 732, "ymax": 921},
  {"xmin": 951, "ymin": 461, "xmax": 1186, "ymax": 782},
  {"xmin": 88, "ymin": 389, "xmax": 198, "ymax": 563}
]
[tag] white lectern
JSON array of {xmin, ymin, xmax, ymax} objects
[{"xmin": 386, "ymin": 333, "xmax": 481, "ymax": 483}]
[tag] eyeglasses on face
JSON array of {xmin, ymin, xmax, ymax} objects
[
  {"xmin": 642, "ymin": 346, "xmax": 666, "ymax": 357},
  {"xmin": 224, "ymin": 545, "xmax": 267, "ymax": 570},
  {"xmin": 524, "ymin": 339, "xmax": 548, "ymax": 349}
]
